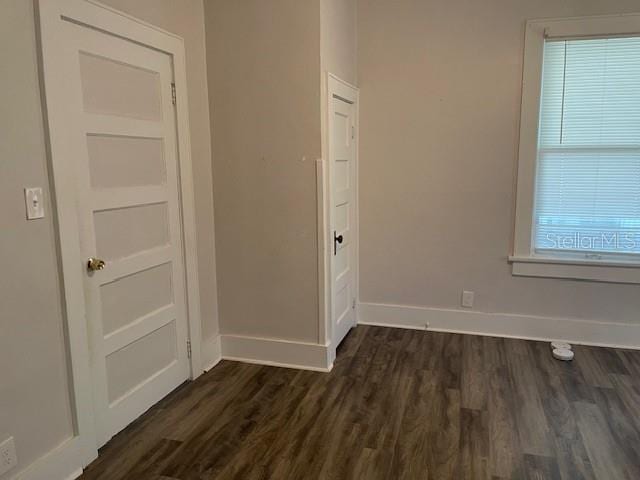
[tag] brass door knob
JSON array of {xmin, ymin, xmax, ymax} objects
[{"xmin": 87, "ymin": 257, "xmax": 106, "ymax": 271}]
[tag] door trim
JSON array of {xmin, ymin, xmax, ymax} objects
[
  {"xmin": 36, "ymin": 0, "xmax": 203, "ymax": 466},
  {"xmin": 320, "ymin": 73, "xmax": 359, "ymax": 362}
]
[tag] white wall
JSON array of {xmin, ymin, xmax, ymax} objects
[
  {"xmin": 321, "ymin": 0, "xmax": 358, "ymax": 85},
  {"xmin": 0, "ymin": 2, "xmax": 75, "ymax": 477},
  {"xmin": 205, "ymin": 0, "xmax": 322, "ymax": 343},
  {"xmin": 357, "ymin": 0, "xmax": 640, "ymax": 331},
  {"xmin": 0, "ymin": 1, "xmax": 218, "ymax": 477}
]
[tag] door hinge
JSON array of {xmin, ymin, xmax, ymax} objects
[
  {"xmin": 352, "ymin": 298, "xmax": 356, "ymax": 309},
  {"xmin": 171, "ymin": 82, "xmax": 177, "ymax": 106},
  {"xmin": 351, "ymin": 125, "xmax": 355, "ymax": 139},
  {"xmin": 187, "ymin": 340, "xmax": 192, "ymax": 359}
]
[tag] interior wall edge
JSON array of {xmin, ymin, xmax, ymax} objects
[
  {"xmin": 359, "ymin": 301, "xmax": 640, "ymax": 350},
  {"xmin": 201, "ymin": 334, "xmax": 222, "ymax": 372}
]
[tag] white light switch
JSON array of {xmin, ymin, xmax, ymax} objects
[{"xmin": 24, "ymin": 187, "xmax": 45, "ymax": 219}]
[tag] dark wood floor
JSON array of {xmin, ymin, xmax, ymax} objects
[{"xmin": 79, "ymin": 325, "xmax": 640, "ymax": 480}]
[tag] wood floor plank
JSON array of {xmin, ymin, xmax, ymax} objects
[
  {"xmin": 527, "ymin": 342, "xmax": 597, "ymax": 480},
  {"xmin": 78, "ymin": 326, "xmax": 640, "ymax": 480},
  {"xmin": 573, "ymin": 345, "xmax": 628, "ymax": 389},
  {"xmin": 389, "ymin": 368, "xmax": 433, "ymax": 479},
  {"xmin": 610, "ymin": 373, "xmax": 640, "ymax": 432},
  {"xmin": 484, "ymin": 337, "xmax": 525, "ymax": 479},
  {"xmin": 591, "ymin": 385, "xmax": 640, "ymax": 471},
  {"xmin": 523, "ymin": 454, "xmax": 562, "ymax": 480},
  {"xmin": 616, "ymin": 350, "xmax": 640, "ymax": 388},
  {"xmin": 487, "ymin": 366, "xmax": 525, "ymax": 478},
  {"xmin": 426, "ymin": 386, "xmax": 461, "ymax": 479},
  {"xmin": 552, "ymin": 437, "xmax": 597, "ymax": 480},
  {"xmin": 504, "ymin": 338, "xmax": 554, "ymax": 457},
  {"xmin": 461, "ymin": 335, "xmax": 487, "ymax": 410},
  {"xmin": 575, "ymin": 400, "xmax": 637, "ymax": 480},
  {"xmin": 459, "ymin": 407, "xmax": 489, "ymax": 480}
]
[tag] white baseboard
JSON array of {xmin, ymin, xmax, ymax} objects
[
  {"xmin": 13, "ymin": 437, "xmax": 85, "ymax": 480},
  {"xmin": 358, "ymin": 302, "xmax": 640, "ymax": 350},
  {"xmin": 221, "ymin": 334, "xmax": 333, "ymax": 372},
  {"xmin": 201, "ymin": 334, "xmax": 222, "ymax": 372}
]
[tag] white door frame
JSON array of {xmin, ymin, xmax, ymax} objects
[
  {"xmin": 319, "ymin": 73, "xmax": 360, "ymax": 363},
  {"xmin": 37, "ymin": 0, "xmax": 203, "ymax": 466}
]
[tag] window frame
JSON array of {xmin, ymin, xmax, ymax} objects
[{"xmin": 511, "ymin": 13, "xmax": 640, "ymax": 284}]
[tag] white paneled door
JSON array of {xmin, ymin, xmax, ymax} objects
[
  {"xmin": 62, "ymin": 21, "xmax": 190, "ymax": 446},
  {"xmin": 329, "ymin": 80, "xmax": 358, "ymax": 350}
]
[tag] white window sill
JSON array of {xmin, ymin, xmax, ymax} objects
[{"xmin": 509, "ymin": 255, "xmax": 640, "ymax": 284}]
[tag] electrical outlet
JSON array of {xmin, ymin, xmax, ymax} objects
[
  {"xmin": 461, "ymin": 290, "xmax": 474, "ymax": 308},
  {"xmin": 0, "ymin": 437, "xmax": 17, "ymax": 475}
]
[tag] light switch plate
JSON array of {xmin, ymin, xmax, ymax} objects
[
  {"xmin": 0, "ymin": 437, "xmax": 17, "ymax": 475},
  {"xmin": 24, "ymin": 187, "xmax": 45, "ymax": 219}
]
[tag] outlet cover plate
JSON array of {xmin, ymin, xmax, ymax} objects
[{"xmin": 461, "ymin": 290, "xmax": 474, "ymax": 308}]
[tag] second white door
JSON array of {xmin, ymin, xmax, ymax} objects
[{"xmin": 329, "ymin": 78, "xmax": 358, "ymax": 350}]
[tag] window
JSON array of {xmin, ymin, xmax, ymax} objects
[{"xmin": 512, "ymin": 14, "xmax": 640, "ymax": 283}]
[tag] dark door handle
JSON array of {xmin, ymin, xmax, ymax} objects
[{"xmin": 334, "ymin": 231, "xmax": 343, "ymax": 255}]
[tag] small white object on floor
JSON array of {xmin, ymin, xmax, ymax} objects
[
  {"xmin": 551, "ymin": 341, "xmax": 572, "ymax": 351},
  {"xmin": 552, "ymin": 348, "xmax": 574, "ymax": 361}
]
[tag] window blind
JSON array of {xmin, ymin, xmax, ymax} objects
[{"xmin": 534, "ymin": 36, "xmax": 640, "ymax": 258}]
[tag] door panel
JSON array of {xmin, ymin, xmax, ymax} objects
[
  {"xmin": 100, "ymin": 263, "xmax": 174, "ymax": 335},
  {"xmin": 86, "ymin": 134, "xmax": 167, "ymax": 189},
  {"xmin": 79, "ymin": 51, "xmax": 164, "ymax": 120},
  {"xmin": 331, "ymin": 94, "xmax": 357, "ymax": 349},
  {"xmin": 105, "ymin": 321, "xmax": 177, "ymax": 404},
  {"xmin": 93, "ymin": 203, "xmax": 170, "ymax": 260},
  {"xmin": 64, "ymin": 21, "xmax": 190, "ymax": 446}
]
